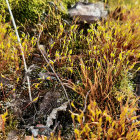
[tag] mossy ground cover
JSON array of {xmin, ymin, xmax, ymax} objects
[{"xmin": 0, "ymin": 0, "xmax": 140, "ymax": 139}]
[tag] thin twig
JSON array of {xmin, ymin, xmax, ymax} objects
[
  {"xmin": 37, "ymin": 27, "xmax": 72, "ymax": 111},
  {"xmin": 83, "ymin": 90, "xmax": 90, "ymax": 113},
  {"xmin": 82, "ymin": 90, "xmax": 90, "ymax": 123},
  {"xmin": 52, "ymin": 121, "xmax": 60, "ymax": 134},
  {"xmin": 6, "ymin": 0, "xmax": 32, "ymax": 101}
]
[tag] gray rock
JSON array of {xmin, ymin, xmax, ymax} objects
[
  {"xmin": 39, "ymin": 91, "xmax": 61, "ymax": 115},
  {"xmin": 68, "ymin": 2, "xmax": 108, "ymax": 23}
]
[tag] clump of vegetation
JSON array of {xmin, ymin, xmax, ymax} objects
[
  {"xmin": 0, "ymin": 0, "xmax": 140, "ymax": 139},
  {"xmin": 71, "ymin": 97, "xmax": 139, "ymax": 139}
]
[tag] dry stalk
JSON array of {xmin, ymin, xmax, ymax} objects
[{"xmin": 6, "ymin": 0, "xmax": 32, "ymax": 101}]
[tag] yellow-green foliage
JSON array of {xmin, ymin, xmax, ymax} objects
[
  {"xmin": 35, "ymin": 2, "xmax": 140, "ymax": 139},
  {"xmin": 0, "ymin": 17, "xmax": 19, "ymax": 74},
  {"xmin": 40, "ymin": 0, "xmax": 140, "ymax": 123},
  {"xmin": 66, "ymin": 4, "xmax": 140, "ymax": 140},
  {"xmin": 0, "ymin": 110, "xmax": 8, "ymax": 133},
  {"xmin": 0, "ymin": 0, "xmax": 69, "ymax": 24},
  {"xmin": 0, "ymin": 0, "xmax": 140, "ymax": 139},
  {"xmin": 0, "ymin": 0, "xmax": 46, "ymax": 23},
  {"xmin": 71, "ymin": 97, "xmax": 140, "ymax": 139},
  {"xmin": 0, "ymin": 16, "xmax": 35, "ymax": 80}
]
